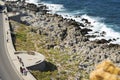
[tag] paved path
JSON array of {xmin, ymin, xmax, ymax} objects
[
  {"xmin": 0, "ymin": 1, "xmax": 36, "ymax": 80},
  {"xmin": 0, "ymin": 11, "xmax": 23, "ymax": 80},
  {"xmin": 15, "ymin": 51, "xmax": 45, "ymax": 67}
]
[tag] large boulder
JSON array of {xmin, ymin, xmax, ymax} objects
[
  {"xmin": 90, "ymin": 60, "xmax": 120, "ymax": 80},
  {"xmin": 80, "ymin": 28, "xmax": 92, "ymax": 35}
]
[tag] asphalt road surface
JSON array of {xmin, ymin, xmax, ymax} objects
[{"xmin": 0, "ymin": 12, "xmax": 23, "ymax": 80}]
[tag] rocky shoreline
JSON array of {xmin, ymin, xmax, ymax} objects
[{"xmin": 8, "ymin": 2, "xmax": 120, "ymax": 79}]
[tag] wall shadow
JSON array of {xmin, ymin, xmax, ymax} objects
[
  {"xmin": 9, "ymin": 13, "xmax": 30, "ymax": 26},
  {"xmin": 9, "ymin": 22, "xmax": 16, "ymax": 50},
  {"xmin": 27, "ymin": 61, "xmax": 57, "ymax": 72}
]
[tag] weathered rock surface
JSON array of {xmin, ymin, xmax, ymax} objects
[{"xmin": 90, "ymin": 60, "xmax": 120, "ymax": 80}]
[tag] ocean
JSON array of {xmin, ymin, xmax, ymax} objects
[{"xmin": 34, "ymin": 0, "xmax": 120, "ymax": 44}]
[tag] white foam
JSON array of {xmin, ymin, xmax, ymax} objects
[
  {"xmin": 81, "ymin": 15, "xmax": 120, "ymax": 44},
  {"xmin": 25, "ymin": 0, "xmax": 39, "ymax": 4},
  {"xmin": 41, "ymin": 2, "xmax": 66, "ymax": 14},
  {"xmin": 42, "ymin": 2, "xmax": 120, "ymax": 44}
]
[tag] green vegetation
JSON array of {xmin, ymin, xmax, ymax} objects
[
  {"xmin": 11, "ymin": 21, "xmax": 88, "ymax": 80},
  {"xmin": 30, "ymin": 70, "xmax": 58, "ymax": 80}
]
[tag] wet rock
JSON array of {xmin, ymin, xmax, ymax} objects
[
  {"xmin": 100, "ymin": 31, "xmax": 106, "ymax": 37},
  {"xmin": 79, "ymin": 23, "xmax": 85, "ymax": 27},
  {"xmin": 81, "ymin": 18, "xmax": 89, "ymax": 23},
  {"xmin": 108, "ymin": 44, "xmax": 120, "ymax": 48},
  {"xmin": 80, "ymin": 28, "xmax": 92, "ymax": 35},
  {"xmin": 108, "ymin": 39, "xmax": 112, "ymax": 42},
  {"xmin": 95, "ymin": 39, "xmax": 109, "ymax": 44},
  {"xmin": 86, "ymin": 35, "xmax": 97, "ymax": 38}
]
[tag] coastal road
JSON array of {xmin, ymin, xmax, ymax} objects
[{"xmin": 0, "ymin": 12, "xmax": 23, "ymax": 80}]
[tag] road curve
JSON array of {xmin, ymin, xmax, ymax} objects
[{"xmin": 0, "ymin": 12, "xmax": 23, "ymax": 80}]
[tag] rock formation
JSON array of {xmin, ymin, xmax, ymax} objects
[{"xmin": 90, "ymin": 60, "xmax": 120, "ymax": 80}]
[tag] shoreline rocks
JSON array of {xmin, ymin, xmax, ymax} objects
[
  {"xmin": 8, "ymin": 3, "xmax": 120, "ymax": 79},
  {"xmin": 19, "ymin": 11, "xmax": 120, "ymax": 74}
]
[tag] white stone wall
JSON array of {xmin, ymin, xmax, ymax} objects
[{"xmin": 5, "ymin": 0, "xmax": 18, "ymax": 1}]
